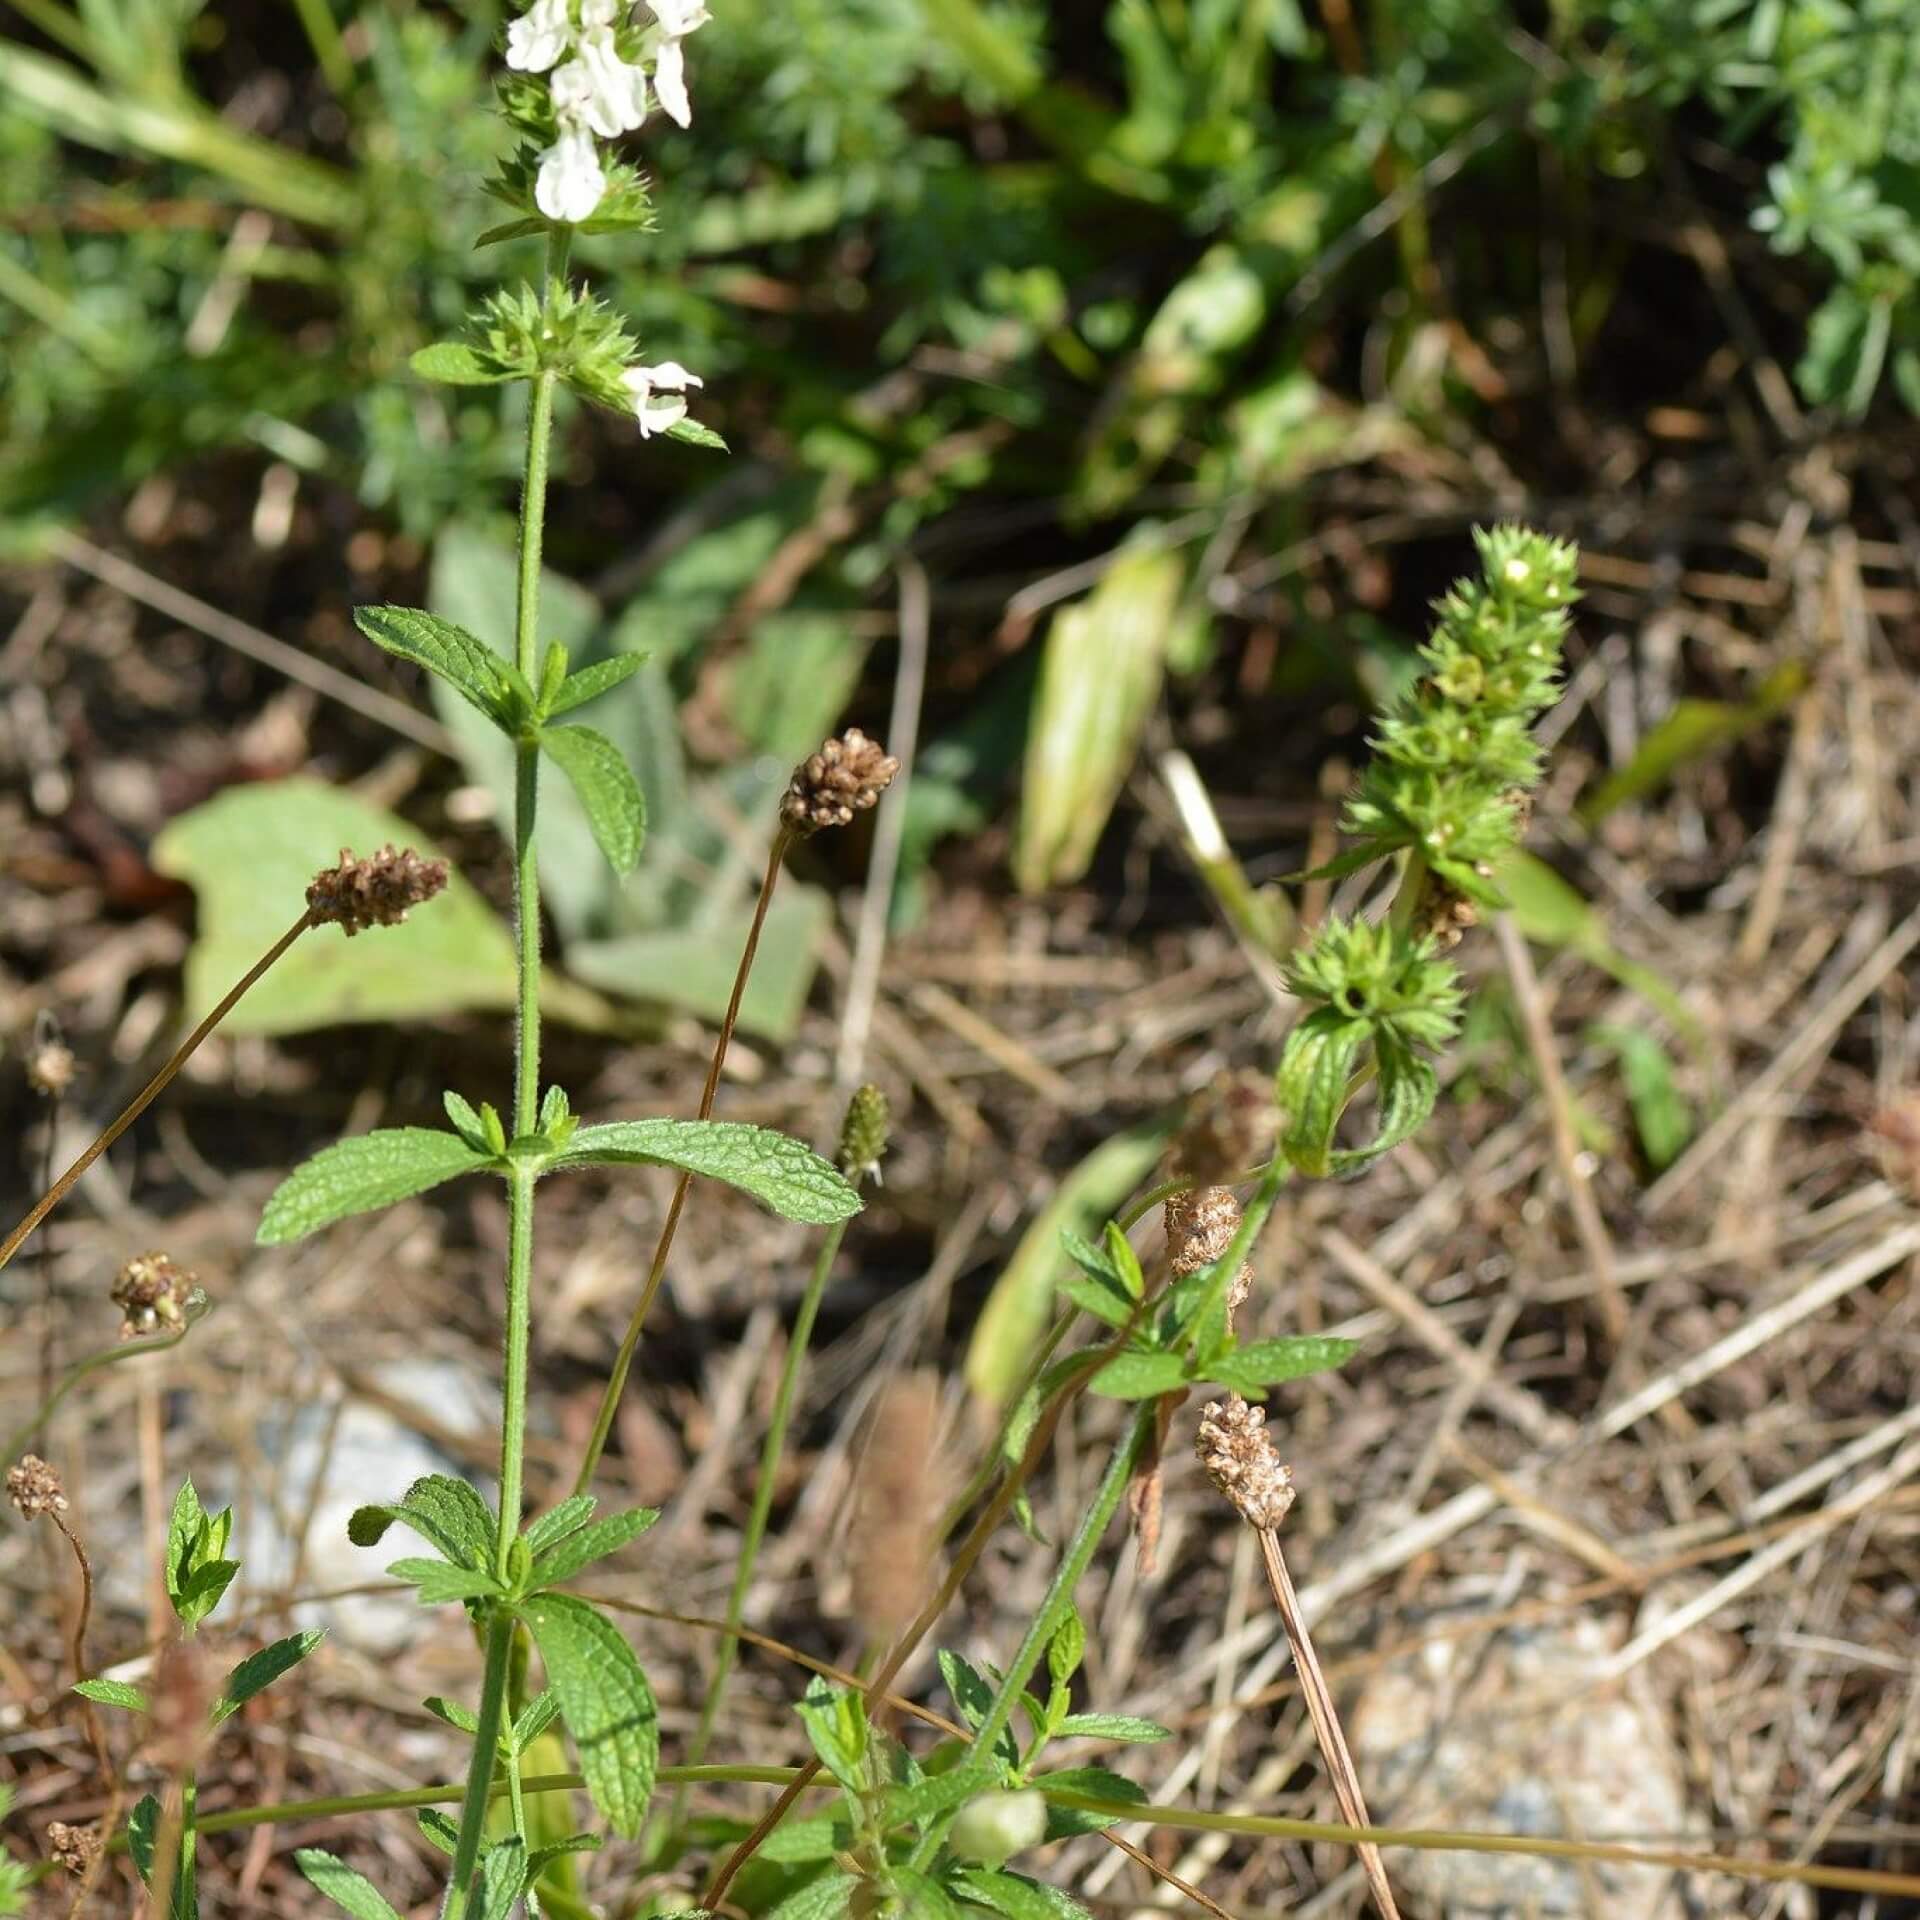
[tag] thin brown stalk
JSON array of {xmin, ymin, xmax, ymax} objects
[
  {"xmin": 35, "ymin": 1087, "xmax": 58, "ymax": 1445},
  {"xmin": 0, "ymin": 909, "xmax": 313, "ymax": 1278},
  {"xmin": 48, "ymin": 1510, "xmax": 108, "ymax": 1779},
  {"xmin": 571, "ymin": 830, "xmax": 790, "ymax": 1498},
  {"xmin": 1257, "ymin": 1528, "xmax": 1401, "ymax": 1920}
]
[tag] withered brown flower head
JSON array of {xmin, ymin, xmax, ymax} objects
[
  {"xmin": 47, "ymin": 1822, "xmax": 101, "ymax": 1876},
  {"xmin": 1175, "ymin": 1070, "xmax": 1275, "ymax": 1186},
  {"xmin": 26, "ymin": 1039, "xmax": 77, "ymax": 1098},
  {"xmin": 779, "ymin": 729, "xmax": 899, "ymax": 836},
  {"xmin": 306, "ymin": 845, "xmax": 449, "ymax": 936},
  {"xmin": 7, "ymin": 1454, "xmax": 68, "ymax": 1521},
  {"xmin": 1195, "ymin": 1396, "xmax": 1296, "ymax": 1530},
  {"xmin": 112, "ymin": 1251, "xmax": 195, "ymax": 1340}
]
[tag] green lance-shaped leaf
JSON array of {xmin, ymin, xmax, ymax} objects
[
  {"xmin": 74, "ymin": 1676, "xmax": 150, "ymax": 1713},
  {"xmin": 522, "ymin": 1493, "xmax": 597, "ymax": 1556},
  {"xmin": 128, "ymin": 1794, "xmax": 160, "ymax": 1884},
  {"xmin": 549, "ymin": 1119, "xmax": 860, "ymax": 1225},
  {"xmin": 951, "ymin": 1867, "xmax": 1094, "ymax": 1919},
  {"xmin": 792, "ymin": 1677, "xmax": 870, "ymax": 1794},
  {"xmin": 1329, "ymin": 1028, "xmax": 1439, "ymax": 1175},
  {"xmin": 524, "ymin": 1593, "xmax": 659, "ymax": 1839},
  {"xmin": 544, "ymin": 652, "xmax": 647, "ymax": 720},
  {"xmin": 347, "ymin": 1474, "xmax": 496, "ymax": 1569},
  {"xmin": 410, "ymin": 342, "xmax": 515, "ymax": 387},
  {"xmin": 1052, "ymin": 1712, "xmax": 1171, "ymax": 1744},
  {"xmin": 293, "ymin": 1849, "xmax": 406, "ymax": 1920},
  {"xmin": 1200, "ymin": 1335, "xmax": 1358, "ymax": 1398},
  {"xmin": 529, "ymin": 1506, "xmax": 659, "ymax": 1590},
  {"xmin": 1086, "ymin": 1349, "xmax": 1188, "ymax": 1400},
  {"xmin": 353, "ymin": 606, "xmax": 533, "ymax": 733},
  {"xmin": 764, "ymin": 1873, "xmax": 857, "ymax": 1920},
  {"xmin": 210, "ymin": 1627, "xmax": 325, "ymax": 1723},
  {"xmin": 537, "ymin": 724, "xmax": 647, "ymax": 874},
  {"xmin": 475, "ymin": 1837, "xmax": 529, "ymax": 1920},
  {"xmin": 386, "ymin": 1557, "xmax": 506, "ymax": 1605},
  {"xmin": 256, "ymin": 1128, "xmax": 500, "ymax": 1244},
  {"xmin": 1034, "ymin": 1765, "xmax": 1148, "ymax": 1837}
]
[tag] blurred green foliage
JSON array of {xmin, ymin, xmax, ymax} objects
[{"xmin": 0, "ymin": 0, "xmax": 1895, "ymax": 938}]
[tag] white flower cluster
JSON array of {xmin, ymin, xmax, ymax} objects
[{"xmin": 507, "ymin": 0, "xmax": 711, "ymax": 225}]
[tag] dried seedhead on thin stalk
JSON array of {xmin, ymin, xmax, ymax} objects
[
  {"xmin": 780, "ymin": 729, "xmax": 899, "ymax": 836},
  {"xmin": 7, "ymin": 1454, "xmax": 68, "ymax": 1521},
  {"xmin": 46, "ymin": 1822, "xmax": 100, "ymax": 1877},
  {"xmin": 111, "ymin": 1251, "xmax": 196, "ymax": 1340},
  {"xmin": 306, "ymin": 844, "xmax": 448, "ymax": 936},
  {"xmin": 26, "ymin": 1038, "xmax": 76, "ymax": 1099},
  {"xmin": 1196, "ymin": 1396, "xmax": 1296, "ymax": 1531},
  {"xmin": 849, "ymin": 1371, "xmax": 946, "ymax": 1646}
]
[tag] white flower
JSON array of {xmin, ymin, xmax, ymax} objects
[
  {"xmin": 651, "ymin": 32, "xmax": 691, "ymax": 126},
  {"xmin": 622, "ymin": 359, "xmax": 703, "ymax": 437},
  {"xmin": 535, "ymin": 127, "xmax": 608, "ymax": 223},
  {"xmin": 577, "ymin": 32, "xmax": 650, "ymax": 133},
  {"xmin": 651, "ymin": 0, "xmax": 710, "ymax": 35},
  {"xmin": 579, "ymin": 0, "xmax": 622, "ymax": 25},
  {"xmin": 506, "ymin": 0, "xmax": 572, "ymax": 73}
]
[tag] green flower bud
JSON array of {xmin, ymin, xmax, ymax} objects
[
  {"xmin": 949, "ymin": 1789, "xmax": 1048, "ymax": 1868},
  {"xmin": 838, "ymin": 1083, "xmax": 892, "ymax": 1184}
]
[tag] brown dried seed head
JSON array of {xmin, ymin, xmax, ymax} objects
[
  {"xmin": 47, "ymin": 1822, "xmax": 101, "ymax": 1876},
  {"xmin": 1164, "ymin": 1186, "xmax": 1253, "ymax": 1319},
  {"xmin": 1175, "ymin": 1070, "xmax": 1275, "ymax": 1185},
  {"xmin": 780, "ymin": 729, "xmax": 899, "ymax": 836},
  {"xmin": 26, "ymin": 1039, "xmax": 77, "ymax": 1098},
  {"xmin": 1195, "ymin": 1396, "xmax": 1296, "ymax": 1530},
  {"xmin": 112, "ymin": 1251, "xmax": 195, "ymax": 1340},
  {"xmin": 306, "ymin": 844, "xmax": 449, "ymax": 936},
  {"xmin": 7, "ymin": 1454, "xmax": 68, "ymax": 1521},
  {"xmin": 1413, "ymin": 879, "xmax": 1479, "ymax": 953}
]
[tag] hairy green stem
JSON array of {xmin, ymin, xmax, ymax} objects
[
  {"xmin": 444, "ymin": 1610, "xmax": 515, "ymax": 1914},
  {"xmin": 496, "ymin": 1170, "xmax": 538, "ymax": 1576},
  {"xmin": 676, "ymin": 1215, "xmax": 851, "ymax": 1817}
]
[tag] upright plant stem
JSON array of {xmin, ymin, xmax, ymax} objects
[
  {"xmin": 448, "ymin": 239, "xmax": 564, "ymax": 1920},
  {"xmin": 0, "ymin": 909, "xmax": 312, "ymax": 1278},
  {"xmin": 675, "ymin": 1215, "xmax": 851, "ymax": 1820},
  {"xmin": 570, "ymin": 830, "xmax": 791, "ymax": 1499}
]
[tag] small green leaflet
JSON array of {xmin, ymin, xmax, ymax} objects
[
  {"xmin": 1086, "ymin": 1350, "xmax": 1186, "ymax": 1400},
  {"xmin": 410, "ymin": 342, "xmax": 514, "ymax": 387},
  {"xmin": 1200, "ymin": 1335, "xmax": 1357, "ymax": 1397},
  {"xmin": 166, "ymin": 1477, "xmax": 238, "ymax": 1627},
  {"xmin": 1053, "ymin": 1713, "xmax": 1169, "ymax": 1743},
  {"xmin": 1035, "ymin": 1766, "xmax": 1147, "ymax": 1838},
  {"xmin": 353, "ymin": 606, "xmax": 532, "ymax": 733},
  {"xmin": 550, "ymin": 1119, "xmax": 861, "ymax": 1225},
  {"xmin": 210, "ymin": 1628, "xmax": 324, "ymax": 1723},
  {"xmin": 386, "ymin": 1558, "xmax": 505, "ymax": 1605},
  {"xmin": 529, "ymin": 1506, "xmax": 659, "ymax": 1589},
  {"xmin": 538, "ymin": 724, "xmax": 647, "ymax": 873},
  {"xmin": 476, "ymin": 1837, "xmax": 528, "ymax": 1920},
  {"xmin": 793, "ymin": 1677, "xmax": 868, "ymax": 1795},
  {"xmin": 127, "ymin": 1793, "xmax": 158, "ymax": 1883},
  {"xmin": 892, "ymin": 1868, "xmax": 964, "ymax": 1919},
  {"xmin": 416, "ymin": 1808, "xmax": 460, "ymax": 1855},
  {"xmin": 294, "ymin": 1848, "xmax": 405, "ymax": 1920},
  {"xmin": 522, "ymin": 1493, "xmax": 597, "ymax": 1555},
  {"xmin": 74, "ymin": 1676, "xmax": 149, "ymax": 1712},
  {"xmin": 952, "ymin": 1868, "xmax": 1093, "ymax": 1919},
  {"xmin": 545, "ymin": 652, "xmax": 646, "ymax": 718},
  {"xmin": 763, "ymin": 1870, "xmax": 857, "ymax": 1920},
  {"xmin": 257, "ymin": 1128, "xmax": 498, "ymax": 1244},
  {"xmin": 347, "ymin": 1474, "xmax": 496, "ymax": 1570},
  {"xmin": 524, "ymin": 1593, "xmax": 659, "ymax": 1838}
]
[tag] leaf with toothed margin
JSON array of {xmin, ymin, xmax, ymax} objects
[
  {"xmin": 346, "ymin": 1474, "xmax": 496, "ymax": 1570},
  {"xmin": 210, "ymin": 1628, "xmax": 325, "ymax": 1723},
  {"xmin": 294, "ymin": 1849, "xmax": 404, "ymax": 1920},
  {"xmin": 257, "ymin": 1128, "xmax": 500, "ymax": 1244},
  {"xmin": 549, "ymin": 1119, "xmax": 859, "ymax": 1225},
  {"xmin": 524, "ymin": 1593, "xmax": 658, "ymax": 1839},
  {"xmin": 537, "ymin": 724, "xmax": 647, "ymax": 874}
]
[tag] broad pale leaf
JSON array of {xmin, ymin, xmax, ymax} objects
[
  {"xmin": 551, "ymin": 1120, "xmax": 859, "ymax": 1225},
  {"xmin": 257, "ymin": 1128, "xmax": 497, "ymax": 1244},
  {"xmin": 524, "ymin": 1594, "xmax": 659, "ymax": 1838},
  {"xmin": 152, "ymin": 781, "xmax": 517, "ymax": 1035}
]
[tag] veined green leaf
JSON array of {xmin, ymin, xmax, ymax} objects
[
  {"xmin": 410, "ymin": 342, "xmax": 513, "ymax": 386},
  {"xmin": 257, "ymin": 1128, "xmax": 499, "ymax": 1244},
  {"xmin": 475, "ymin": 1837, "xmax": 528, "ymax": 1920},
  {"xmin": 293, "ymin": 1849, "xmax": 405, "ymax": 1920},
  {"xmin": 951, "ymin": 1867, "xmax": 1093, "ymax": 1919},
  {"xmin": 538, "ymin": 724, "xmax": 647, "ymax": 873},
  {"xmin": 1053, "ymin": 1712, "xmax": 1170, "ymax": 1743},
  {"xmin": 522, "ymin": 1494, "xmax": 597, "ymax": 1556},
  {"xmin": 524, "ymin": 1594, "xmax": 659, "ymax": 1838},
  {"xmin": 210, "ymin": 1628, "xmax": 324, "ymax": 1724},
  {"xmin": 1087, "ymin": 1349, "xmax": 1187, "ymax": 1400},
  {"xmin": 530, "ymin": 1506, "xmax": 659, "ymax": 1589},
  {"xmin": 764, "ymin": 1872, "xmax": 857, "ymax": 1920},
  {"xmin": 386, "ymin": 1557, "xmax": 505, "ymax": 1606},
  {"xmin": 354, "ymin": 605, "xmax": 532, "ymax": 732},
  {"xmin": 1035, "ymin": 1765, "xmax": 1147, "ymax": 1837},
  {"xmin": 347, "ymin": 1474, "xmax": 496, "ymax": 1570},
  {"xmin": 793, "ymin": 1677, "xmax": 868, "ymax": 1795},
  {"xmin": 1202, "ymin": 1335, "xmax": 1357, "ymax": 1397},
  {"xmin": 546, "ymin": 652, "xmax": 647, "ymax": 719},
  {"xmin": 550, "ymin": 1119, "xmax": 859, "ymax": 1225}
]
